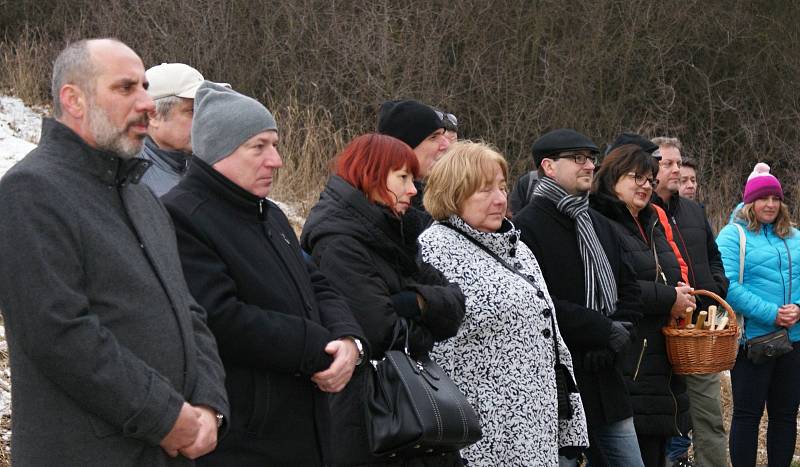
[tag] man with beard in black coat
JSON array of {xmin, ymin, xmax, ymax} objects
[
  {"xmin": 652, "ymin": 136, "xmax": 729, "ymax": 467},
  {"xmin": 163, "ymin": 82, "xmax": 366, "ymax": 466},
  {"xmin": 514, "ymin": 129, "xmax": 645, "ymax": 467}
]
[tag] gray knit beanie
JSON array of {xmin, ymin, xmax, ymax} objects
[{"xmin": 192, "ymin": 81, "xmax": 278, "ymax": 165}]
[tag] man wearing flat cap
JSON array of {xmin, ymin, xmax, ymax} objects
[
  {"xmin": 162, "ymin": 82, "xmax": 365, "ymax": 466},
  {"xmin": 515, "ymin": 129, "xmax": 645, "ymax": 466},
  {"xmin": 377, "ymin": 99, "xmax": 451, "ymax": 228},
  {"xmin": 139, "ymin": 63, "xmax": 230, "ymax": 196}
]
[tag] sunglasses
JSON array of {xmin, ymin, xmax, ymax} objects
[{"xmin": 434, "ymin": 110, "xmax": 458, "ymax": 130}]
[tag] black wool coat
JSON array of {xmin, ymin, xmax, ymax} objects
[
  {"xmin": 0, "ymin": 119, "xmax": 228, "ymax": 466},
  {"xmin": 301, "ymin": 175, "xmax": 466, "ymax": 467},
  {"xmin": 589, "ymin": 192, "xmax": 690, "ymax": 437},
  {"xmin": 163, "ymin": 160, "xmax": 365, "ymax": 467},
  {"xmin": 514, "ymin": 197, "xmax": 642, "ymax": 430},
  {"xmin": 652, "ymin": 192, "xmax": 729, "ymax": 309}
]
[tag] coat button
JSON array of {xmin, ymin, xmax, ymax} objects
[
  {"xmin": 536, "ymin": 290, "xmax": 545, "ymax": 298},
  {"xmin": 542, "ymin": 329, "xmax": 551, "ymax": 338},
  {"xmin": 543, "ymin": 308, "xmax": 552, "ymax": 318}
]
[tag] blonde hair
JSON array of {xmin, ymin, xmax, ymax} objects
[
  {"xmin": 738, "ymin": 201, "xmax": 793, "ymax": 238},
  {"xmin": 424, "ymin": 141, "xmax": 508, "ymax": 221},
  {"xmin": 651, "ymin": 136, "xmax": 682, "ymax": 150}
]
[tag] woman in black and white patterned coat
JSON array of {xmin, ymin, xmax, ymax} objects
[{"xmin": 418, "ymin": 141, "xmax": 589, "ymax": 467}]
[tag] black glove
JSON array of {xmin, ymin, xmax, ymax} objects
[
  {"xmin": 583, "ymin": 348, "xmax": 615, "ymax": 372},
  {"xmin": 608, "ymin": 321, "xmax": 633, "ymax": 353},
  {"xmin": 390, "ymin": 291, "xmax": 422, "ymax": 319}
]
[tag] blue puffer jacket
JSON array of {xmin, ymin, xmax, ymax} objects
[{"xmin": 716, "ymin": 217, "xmax": 800, "ymax": 341}]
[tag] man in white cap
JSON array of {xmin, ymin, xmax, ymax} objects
[{"xmin": 140, "ymin": 63, "xmax": 227, "ymax": 196}]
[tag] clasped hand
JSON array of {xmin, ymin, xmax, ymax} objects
[
  {"xmin": 160, "ymin": 403, "xmax": 218, "ymax": 459},
  {"xmin": 311, "ymin": 338, "xmax": 359, "ymax": 393},
  {"xmin": 670, "ymin": 284, "xmax": 696, "ymax": 320},
  {"xmin": 775, "ymin": 304, "xmax": 800, "ymax": 328}
]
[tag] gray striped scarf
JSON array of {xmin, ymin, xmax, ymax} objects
[{"xmin": 533, "ymin": 176, "xmax": 618, "ymax": 315}]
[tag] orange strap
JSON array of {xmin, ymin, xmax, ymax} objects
[{"xmin": 652, "ymin": 204, "xmax": 689, "ymax": 284}]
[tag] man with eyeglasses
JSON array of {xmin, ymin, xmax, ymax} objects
[
  {"xmin": 651, "ymin": 136, "xmax": 729, "ymax": 467},
  {"xmin": 378, "ymin": 99, "xmax": 452, "ymax": 230},
  {"xmin": 514, "ymin": 129, "xmax": 645, "ymax": 467}
]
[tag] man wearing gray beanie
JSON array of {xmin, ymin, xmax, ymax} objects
[{"xmin": 163, "ymin": 82, "xmax": 366, "ymax": 466}]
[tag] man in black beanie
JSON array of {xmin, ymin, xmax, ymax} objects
[{"xmin": 377, "ymin": 99, "xmax": 450, "ymax": 228}]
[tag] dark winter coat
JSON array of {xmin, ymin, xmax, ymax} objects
[
  {"xmin": 589, "ymin": 192, "xmax": 690, "ymax": 437},
  {"xmin": 163, "ymin": 160, "xmax": 365, "ymax": 466},
  {"xmin": 301, "ymin": 175, "xmax": 466, "ymax": 467},
  {"xmin": 514, "ymin": 196, "xmax": 642, "ymax": 429},
  {"xmin": 652, "ymin": 192, "xmax": 729, "ymax": 310},
  {"xmin": 408, "ymin": 179, "xmax": 434, "ymax": 235},
  {"xmin": 509, "ymin": 171, "xmax": 539, "ymax": 216},
  {"xmin": 0, "ymin": 119, "xmax": 228, "ymax": 467}
]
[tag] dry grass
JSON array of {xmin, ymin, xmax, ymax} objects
[{"xmin": 268, "ymin": 99, "xmax": 350, "ymax": 219}]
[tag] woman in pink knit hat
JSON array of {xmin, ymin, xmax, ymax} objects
[{"xmin": 716, "ymin": 162, "xmax": 800, "ymax": 467}]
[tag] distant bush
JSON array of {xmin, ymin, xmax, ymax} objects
[{"xmin": 2, "ymin": 0, "xmax": 799, "ymax": 225}]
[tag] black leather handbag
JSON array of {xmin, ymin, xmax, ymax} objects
[{"xmin": 365, "ymin": 319, "xmax": 482, "ymax": 458}]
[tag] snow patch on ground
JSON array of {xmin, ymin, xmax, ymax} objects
[{"xmin": 0, "ymin": 96, "xmax": 44, "ymax": 179}]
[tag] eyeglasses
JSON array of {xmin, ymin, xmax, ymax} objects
[
  {"xmin": 434, "ymin": 110, "xmax": 458, "ymax": 130},
  {"xmin": 626, "ymin": 172, "xmax": 658, "ymax": 189},
  {"xmin": 551, "ymin": 152, "xmax": 599, "ymax": 166}
]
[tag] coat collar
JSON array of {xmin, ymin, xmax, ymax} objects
[
  {"xmin": 302, "ymin": 175, "xmax": 420, "ymax": 274},
  {"xmin": 40, "ymin": 118, "xmax": 152, "ymax": 187},
  {"xmin": 445, "ymin": 214, "xmax": 521, "ymax": 259},
  {"xmin": 142, "ymin": 136, "xmax": 190, "ymax": 174},
  {"xmin": 651, "ymin": 190, "xmax": 680, "ymax": 216},
  {"xmin": 183, "ymin": 156, "xmax": 270, "ymax": 220}
]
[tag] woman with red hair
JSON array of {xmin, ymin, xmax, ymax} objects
[{"xmin": 301, "ymin": 134, "xmax": 466, "ymax": 466}]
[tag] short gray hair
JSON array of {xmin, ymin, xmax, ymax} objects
[
  {"xmin": 154, "ymin": 96, "xmax": 182, "ymax": 120},
  {"xmin": 51, "ymin": 40, "xmax": 96, "ymax": 118},
  {"xmin": 651, "ymin": 136, "xmax": 682, "ymax": 150}
]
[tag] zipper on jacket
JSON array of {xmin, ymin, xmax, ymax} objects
[
  {"xmin": 633, "ymin": 338, "xmax": 647, "ymax": 381},
  {"xmin": 764, "ymin": 229, "xmax": 790, "ymax": 304}
]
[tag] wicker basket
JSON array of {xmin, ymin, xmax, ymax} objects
[{"xmin": 661, "ymin": 289, "xmax": 740, "ymax": 375}]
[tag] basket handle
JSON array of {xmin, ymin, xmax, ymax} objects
[{"xmin": 689, "ymin": 289, "xmax": 737, "ymax": 330}]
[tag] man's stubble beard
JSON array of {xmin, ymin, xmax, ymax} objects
[{"xmin": 87, "ymin": 101, "xmax": 147, "ymax": 159}]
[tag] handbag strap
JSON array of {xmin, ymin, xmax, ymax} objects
[
  {"xmin": 734, "ymin": 223, "xmax": 746, "ymax": 285},
  {"xmin": 733, "ymin": 223, "xmax": 747, "ymax": 340},
  {"xmin": 439, "ymin": 222, "xmax": 563, "ymax": 363}
]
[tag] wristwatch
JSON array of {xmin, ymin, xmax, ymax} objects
[{"xmin": 350, "ymin": 337, "xmax": 365, "ymax": 366}]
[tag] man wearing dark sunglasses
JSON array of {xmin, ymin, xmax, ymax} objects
[{"xmin": 514, "ymin": 129, "xmax": 645, "ymax": 467}]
